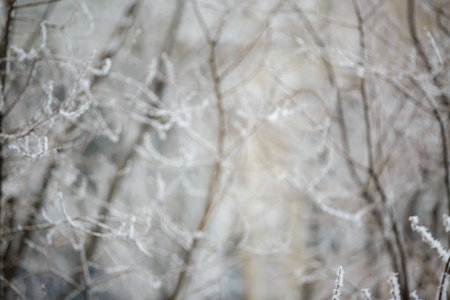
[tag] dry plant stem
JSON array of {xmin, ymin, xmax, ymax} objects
[
  {"xmin": 408, "ymin": 75, "xmax": 450, "ymax": 244},
  {"xmin": 289, "ymin": 0, "xmax": 362, "ymax": 187},
  {"xmin": 407, "ymin": 0, "xmax": 434, "ymax": 74},
  {"xmin": 0, "ymin": 275, "xmax": 26, "ymax": 300},
  {"xmin": 52, "ymin": 0, "xmax": 179, "ymax": 298},
  {"xmin": 13, "ymin": 0, "xmax": 62, "ymax": 9},
  {"xmin": 424, "ymin": 0, "xmax": 450, "ymax": 19},
  {"xmin": 79, "ymin": 242, "xmax": 90, "ymax": 300},
  {"xmin": 407, "ymin": 0, "xmax": 450, "ymax": 106},
  {"xmin": 370, "ymin": 169, "xmax": 410, "ymax": 299},
  {"xmin": 169, "ymin": 3, "xmax": 226, "ymax": 299},
  {"xmin": 4, "ymin": 61, "xmax": 37, "ymax": 116},
  {"xmin": 0, "ymin": 222, "xmax": 58, "ymax": 238},
  {"xmin": 352, "ymin": 1, "xmax": 409, "ymax": 297},
  {"xmin": 289, "ymin": 3, "xmax": 409, "ymax": 288},
  {"xmin": 0, "ymin": 0, "xmax": 15, "ymax": 90},
  {"xmin": 290, "ymin": 1, "xmax": 408, "ymax": 285},
  {"xmin": 0, "ymin": 2, "xmax": 15, "ymax": 298},
  {"xmin": 432, "ymin": 107, "xmax": 450, "ymax": 217},
  {"xmin": 22, "ymin": 3, "xmax": 56, "ymax": 51},
  {"xmin": 62, "ymin": 3, "xmax": 188, "ymax": 298},
  {"xmin": 408, "ymin": 0, "xmax": 450, "ymax": 222},
  {"xmin": 83, "ymin": 0, "xmax": 185, "ymax": 261},
  {"xmin": 437, "ymin": 256, "xmax": 450, "ymax": 300},
  {"xmin": 2, "ymin": 162, "xmax": 54, "ymax": 290},
  {"xmin": 79, "ymin": 0, "xmax": 144, "ymax": 259},
  {"xmin": 0, "ymin": 0, "xmax": 14, "ymax": 216},
  {"xmin": 433, "ymin": 7, "xmax": 450, "ymax": 38}
]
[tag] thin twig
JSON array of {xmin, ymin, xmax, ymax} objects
[
  {"xmin": 289, "ymin": 0, "xmax": 363, "ymax": 187},
  {"xmin": 0, "ymin": 275, "xmax": 27, "ymax": 300},
  {"xmin": 13, "ymin": 0, "xmax": 62, "ymax": 9},
  {"xmin": 353, "ymin": 0, "xmax": 410, "ymax": 297},
  {"xmin": 168, "ymin": 2, "xmax": 229, "ymax": 298},
  {"xmin": 437, "ymin": 256, "xmax": 450, "ymax": 300}
]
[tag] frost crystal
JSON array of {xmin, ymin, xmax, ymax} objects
[
  {"xmin": 410, "ymin": 290, "xmax": 422, "ymax": 300},
  {"xmin": 10, "ymin": 46, "xmax": 37, "ymax": 62},
  {"xmin": 332, "ymin": 266, "xmax": 344, "ymax": 300},
  {"xmin": 361, "ymin": 289, "xmax": 372, "ymax": 300},
  {"xmin": 443, "ymin": 214, "xmax": 450, "ymax": 233},
  {"xmin": 410, "ymin": 216, "xmax": 449, "ymax": 262},
  {"xmin": 388, "ymin": 273, "xmax": 401, "ymax": 300}
]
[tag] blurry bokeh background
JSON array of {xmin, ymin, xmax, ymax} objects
[{"xmin": 2, "ymin": 0, "xmax": 450, "ymax": 299}]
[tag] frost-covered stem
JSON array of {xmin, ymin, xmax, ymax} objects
[
  {"xmin": 407, "ymin": 0, "xmax": 449, "ymax": 102},
  {"xmin": 61, "ymin": 1, "xmax": 185, "ymax": 298},
  {"xmin": 410, "ymin": 216, "xmax": 449, "ymax": 258},
  {"xmin": 68, "ymin": 0, "xmax": 182, "ymax": 268},
  {"xmin": 332, "ymin": 266, "xmax": 344, "ymax": 300},
  {"xmin": 22, "ymin": 4, "xmax": 55, "ymax": 51},
  {"xmin": 353, "ymin": 1, "xmax": 410, "ymax": 297},
  {"xmin": 410, "ymin": 76, "xmax": 450, "ymax": 246},
  {"xmin": 410, "ymin": 215, "xmax": 450, "ymax": 296},
  {"xmin": 361, "ymin": 289, "xmax": 372, "ymax": 300},
  {"xmin": 388, "ymin": 273, "xmax": 401, "ymax": 300},
  {"xmin": 89, "ymin": 0, "xmax": 141, "ymax": 87},
  {"xmin": 410, "ymin": 290, "xmax": 423, "ymax": 300},
  {"xmin": 49, "ymin": 2, "xmax": 184, "ymax": 299},
  {"xmin": 83, "ymin": 0, "xmax": 184, "ymax": 260},
  {"xmin": 169, "ymin": 3, "xmax": 226, "ymax": 299},
  {"xmin": 369, "ymin": 162, "xmax": 411, "ymax": 299}
]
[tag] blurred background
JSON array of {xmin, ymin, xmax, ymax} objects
[{"xmin": 1, "ymin": 0, "xmax": 450, "ymax": 299}]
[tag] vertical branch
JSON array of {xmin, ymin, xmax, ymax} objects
[
  {"xmin": 58, "ymin": 1, "xmax": 187, "ymax": 298},
  {"xmin": 83, "ymin": 0, "xmax": 185, "ymax": 262},
  {"xmin": 79, "ymin": 241, "xmax": 91, "ymax": 300},
  {"xmin": 407, "ymin": 0, "xmax": 450, "ymax": 218},
  {"xmin": 437, "ymin": 256, "xmax": 450, "ymax": 300},
  {"xmin": 407, "ymin": 0, "xmax": 433, "ymax": 73},
  {"xmin": 0, "ymin": 0, "xmax": 15, "ymax": 91},
  {"xmin": 168, "ymin": 2, "xmax": 226, "ymax": 299},
  {"xmin": 352, "ymin": 0, "xmax": 373, "ymax": 182},
  {"xmin": 0, "ymin": 2, "xmax": 15, "ymax": 298},
  {"xmin": 289, "ymin": 0, "xmax": 362, "ymax": 187},
  {"xmin": 0, "ymin": 0, "xmax": 15, "ymax": 212},
  {"xmin": 352, "ymin": 1, "xmax": 410, "ymax": 298},
  {"xmin": 288, "ymin": 2, "xmax": 410, "ymax": 296},
  {"xmin": 2, "ymin": 162, "xmax": 54, "ymax": 286},
  {"xmin": 431, "ymin": 106, "xmax": 450, "ymax": 222}
]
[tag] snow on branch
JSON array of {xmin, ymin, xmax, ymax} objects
[
  {"xmin": 388, "ymin": 273, "xmax": 401, "ymax": 300},
  {"xmin": 443, "ymin": 214, "xmax": 450, "ymax": 233},
  {"xmin": 409, "ymin": 216, "xmax": 450, "ymax": 262},
  {"xmin": 332, "ymin": 266, "xmax": 344, "ymax": 300},
  {"xmin": 361, "ymin": 289, "xmax": 372, "ymax": 300}
]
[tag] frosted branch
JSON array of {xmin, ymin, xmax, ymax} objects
[
  {"xmin": 332, "ymin": 266, "xmax": 344, "ymax": 300},
  {"xmin": 410, "ymin": 216, "xmax": 449, "ymax": 262}
]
